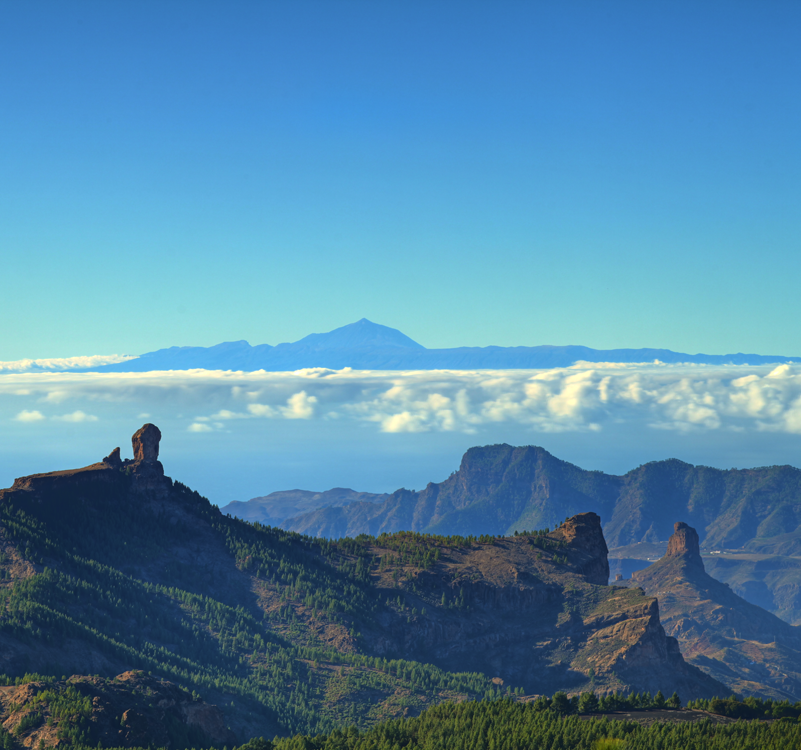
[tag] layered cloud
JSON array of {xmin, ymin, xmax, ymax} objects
[
  {"xmin": 2, "ymin": 364, "xmax": 801, "ymax": 436},
  {"xmin": 0, "ymin": 355, "xmax": 135, "ymax": 373}
]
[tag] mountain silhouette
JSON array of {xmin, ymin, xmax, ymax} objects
[{"xmin": 87, "ymin": 319, "xmax": 801, "ymax": 372}]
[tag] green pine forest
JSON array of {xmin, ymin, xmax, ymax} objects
[{"xmin": 0, "ymin": 479, "xmax": 509, "ymax": 737}]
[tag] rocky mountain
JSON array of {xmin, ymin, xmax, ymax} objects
[
  {"xmin": 85, "ymin": 319, "xmax": 800, "ymax": 372},
  {"xmin": 0, "ymin": 427, "xmax": 724, "ymax": 741},
  {"xmin": 270, "ymin": 444, "xmax": 801, "ymax": 557},
  {"xmin": 623, "ymin": 522, "xmax": 801, "ymax": 701},
  {"xmin": 0, "ymin": 671, "xmax": 234, "ymax": 749}
]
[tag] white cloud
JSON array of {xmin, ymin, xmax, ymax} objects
[
  {"xmin": 54, "ymin": 411, "xmax": 98, "ymax": 423},
  {"xmin": 283, "ymin": 391, "xmax": 317, "ymax": 419},
  {"xmin": 2, "ymin": 363, "xmax": 801, "ymax": 436},
  {"xmin": 0, "ymin": 354, "xmax": 135, "ymax": 373},
  {"xmin": 14, "ymin": 409, "xmax": 45, "ymax": 422}
]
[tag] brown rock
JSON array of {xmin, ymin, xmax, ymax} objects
[
  {"xmin": 666, "ymin": 522, "xmax": 703, "ymax": 567},
  {"xmin": 550, "ymin": 512, "xmax": 610, "ymax": 585},
  {"xmin": 103, "ymin": 447, "xmax": 122, "ymax": 468},
  {"xmin": 132, "ymin": 424, "xmax": 161, "ymax": 463}
]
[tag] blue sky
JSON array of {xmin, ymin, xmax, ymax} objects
[
  {"xmin": 3, "ymin": 0, "xmax": 800, "ymax": 360},
  {"xmin": 3, "ymin": 2, "xmax": 801, "ymax": 504}
]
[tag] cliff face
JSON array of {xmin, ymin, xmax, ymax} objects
[
  {"xmin": 629, "ymin": 522, "xmax": 801, "ymax": 700},
  {"xmin": 666, "ymin": 522, "xmax": 703, "ymax": 565}
]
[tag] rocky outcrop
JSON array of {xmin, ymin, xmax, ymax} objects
[
  {"xmin": 666, "ymin": 522, "xmax": 703, "ymax": 566},
  {"xmin": 627, "ymin": 521, "xmax": 801, "ymax": 701},
  {"xmin": 0, "ymin": 425, "xmax": 170, "ymax": 502},
  {"xmin": 550, "ymin": 512, "xmax": 609, "ymax": 585},
  {"xmin": 126, "ymin": 424, "xmax": 169, "ymax": 495},
  {"xmin": 132, "ymin": 424, "xmax": 161, "ymax": 463},
  {"xmin": 102, "ymin": 447, "xmax": 123, "ymax": 468}
]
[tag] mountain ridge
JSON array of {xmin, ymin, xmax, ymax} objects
[
  {"xmin": 251, "ymin": 444, "xmax": 801, "ymax": 554},
  {"xmin": 63, "ymin": 319, "xmax": 801, "ymax": 372}
]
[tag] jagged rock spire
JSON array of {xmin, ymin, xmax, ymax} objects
[{"xmin": 666, "ymin": 521, "xmax": 704, "ymax": 568}]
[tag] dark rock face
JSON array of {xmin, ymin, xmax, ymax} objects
[
  {"xmin": 667, "ymin": 521, "xmax": 703, "ymax": 567},
  {"xmin": 132, "ymin": 423, "xmax": 161, "ymax": 463},
  {"xmin": 550, "ymin": 512, "xmax": 610, "ymax": 585},
  {"xmin": 103, "ymin": 447, "xmax": 122, "ymax": 468},
  {"xmin": 0, "ymin": 425, "xmax": 170, "ymax": 502}
]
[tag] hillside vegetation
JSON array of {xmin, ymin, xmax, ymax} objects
[{"xmin": 0, "ymin": 427, "xmax": 722, "ymax": 741}]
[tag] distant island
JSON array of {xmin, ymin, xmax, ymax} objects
[{"xmin": 85, "ymin": 318, "xmax": 801, "ymax": 372}]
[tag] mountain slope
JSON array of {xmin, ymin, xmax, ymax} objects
[
  {"xmin": 88, "ymin": 319, "xmax": 801, "ymax": 372},
  {"xmin": 0, "ymin": 427, "xmax": 722, "ymax": 739},
  {"xmin": 0, "ymin": 671, "xmax": 234, "ymax": 749},
  {"xmin": 626, "ymin": 522, "xmax": 801, "ymax": 700}
]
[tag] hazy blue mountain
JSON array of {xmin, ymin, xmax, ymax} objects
[
  {"xmin": 222, "ymin": 487, "xmax": 389, "ymax": 526},
  {"xmin": 92, "ymin": 318, "xmax": 801, "ymax": 372}
]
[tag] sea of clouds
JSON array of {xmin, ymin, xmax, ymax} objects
[{"xmin": 2, "ymin": 362, "xmax": 800, "ymax": 435}]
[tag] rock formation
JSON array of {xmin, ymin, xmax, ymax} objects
[
  {"xmin": 1, "ymin": 424, "xmax": 170, "ymax": 501},
  {"xmin": 103, "ymin": 446, "xmax": 122, "ymax": 468},
  {"xmin": 550, "ymin": 512, "xmax": 610, "ymax": 585},
  {"xmin": 666, "ymin": 521, "xmax": 703, "ymax": 565},
  {"xmin": 132, "ymin": 423, "xmax": 161, "ymax": 464}
]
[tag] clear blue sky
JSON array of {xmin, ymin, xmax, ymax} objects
[{"xmin": 2, "ymin": 0, "xmax": 800, "ymax": 360}]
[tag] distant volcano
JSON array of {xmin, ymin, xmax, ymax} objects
[{"xmin": 80, "ymin": 318, "xmax": 801, "ymax": 372}]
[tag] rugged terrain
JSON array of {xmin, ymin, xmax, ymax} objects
[
  {"xmin": 0, "ymin": 670, "xmax": 233, "ymax": 749},
  {"xmin": 609, "ymin": 541, "xmax": 801, "ymax": 625},
  {"xmin": 0, "ymin": 426, "xmax": 723, "ymax": 740},
  {"xmin": 255, "ymin": 444, "xmax": 801, "ymax": 621},
  {"xmin": 266, "ymin": 445, "xmax": 801, "ymax": 555},
  {"xmin": 622, "ymin": 522, "xmax": 801, "ymax": 700}
]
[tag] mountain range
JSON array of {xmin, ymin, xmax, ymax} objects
[
  {"xmin": 225, "ymin": 444, "xmax": 801, "ymax": 624},
  {"xmin": 87, "ymin": 319, "xmax": 801, "ymax": 372},
  {"xmin": 0, "ymin": 425, "xmax": 734, "ymax": 744}
]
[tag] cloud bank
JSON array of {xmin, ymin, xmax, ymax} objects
[
  {"xmin": 2, "ymin": 364, "xmax": 801, "ymax": 436},
  {"xmin": 0, "ymin": 355, "xmax": 135, "ymax": 373}
]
